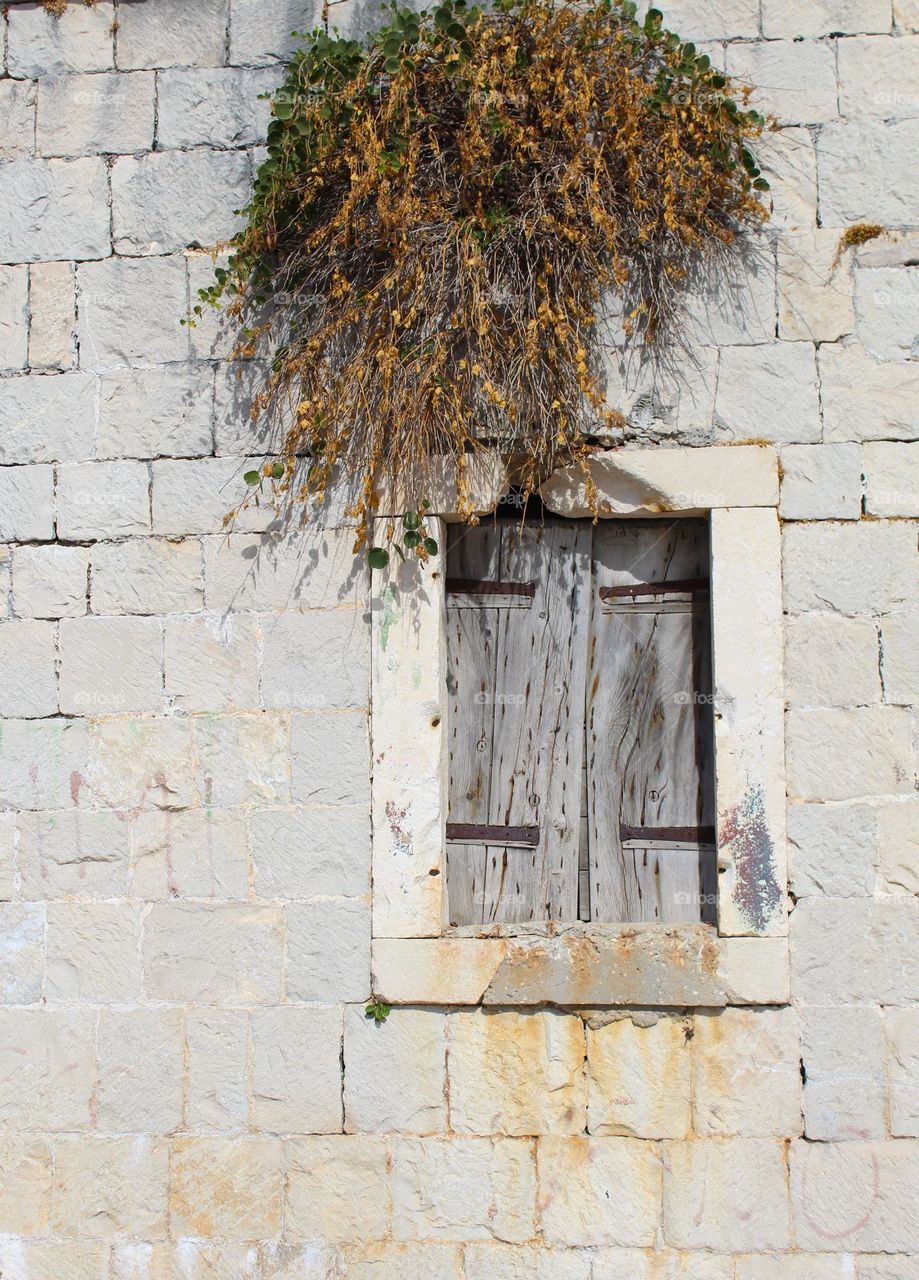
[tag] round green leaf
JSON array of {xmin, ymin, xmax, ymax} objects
[
  {"xmin": 423, "ymin": 537, "xmax": 439, "ymax": 555},
  {"xmin": 243, "ymin": 470, "xmax": 261, "ymax": 486},
  {"xmin": 403, "ymin": 511, "xmax": 421, "ymax": 530},
  {"xmin": 368, "ymin": 547, "xmax": 390, "ymax": 569},
  {"xmin": 270, "ymin": 461, "xmax": 285, "ymax": 479},
  {"xmin": 403, "ymin": 530, "xmax": 421, "ymax": 548}
]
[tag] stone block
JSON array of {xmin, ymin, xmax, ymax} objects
[
  {"xmin": 0, "ymin": 1137, "xmax": 52, "ymax": 1235},
  {"xmin": 250, "ymin": 1005, "xmax": 342, "ymax": 1133},
  {"xmin": 16, "ymin": 809, "xmax": 130, "ymax": 900},
  {"xmin": 663, "ymin": 1138, "xmax": 791, "ymax": 1250},
  {"xmin": 87, "ymin": 716, "xmax": 195, "ymax": 813},
  {"xmin": 290, "ymin": 713, "xmax": 369, "ymax": 806},
  {"xmin": 586, "ymin": 1016, "xmax": 690, "ymax": 1139},
  {"xmin": 715, "ymin": 344, "xmax": 820, "ymax": 443},
  {"xmin": 839, "ymin": 35, "xmax": 919, "ymax": 121},
  {"xmin": 28, "ymin": 261, "xmax": 75, "ymax": 370},
  {"xmin": 164, "ymin": 612, "xmax": 260, "ymax": 712},
  {"xmin": 13, "ymin": 545, "xmax": 89, "ymax": 618},
  {"xmin": 779, "ymin": 443, "xmax": 862, "ymax": 520},
  {"xmin": 886, "ymin": 1007, "xmax": 919, "ymax": 1136},
  {"xmin": 111, "ymin": 1242, "xmax": 259, "ymax": 1280},
  {"xmin": 790, "ymin": 1139, "xmax": 919, "ymax": 1251},
  {"xmin": 112, "ymin": 150, "xmax": 251, "ymax": 256},
  {"xmin": 0, "ymin": 464, "xmax": 55, "ymax": 541},
  {"xmin": 881, "ymin": 610, "xmax": 919, "ymax": 705},
  {"xmin": 855, "ymin": 265, "xmax": 919, "ymax": 360},
  {"xmin": 785, "ymin": 613, "xmax": 881, "ymax": 706},
  {"xmin": 791, "ymin": 896, "xmax": 919, "ymax": 1005},
  {"xmin": 7, "ymin": 1, "xmax": 115, "ymax": 76},
  {"xmin": 0, "ymin": 159, "xmax": 109, "ymax": 264},
  {"xmin": 373, "ymin": 938, "xmax": 509, "ymax": 1006},
  {"xmin": 187, "ymin": 1009, "xmax": 249, "ymax": 1131},
  {"xmin": 262, "ymin": 610, "xmax": 369, "ymax": 711},
  {"xmin": 0, "ymin": 718, "xmax": 91, "ymax": 812},
  {"xmin": 251, "ymin": 804, "xmax": 369, "ymax": 899},
  {"xmin": 187, "ymin": 251, "xmax": 239, "ymax": 360},
  {"xmin": 735, "ymin": 1256, "xmax": 852, "ymax": 1280},
  {"xmin": 37, "ymin": 71, "xmax": 155, "ymax": 157},
  {"xmin": 465, "ymin": 1245, "xmax": 589, "ymax": 1280},
  {"xmin": 0, "ymin": 80, "xmax": 37, "ymax": 161},
  {"xmin": 52, "ymin": 1136, "xmax": 168, "ymax": 1239},
  {"xmin": 683, "ymin": 252, "xmax": 776, "ymax": 348},
  {"xmin": 778, "ymin": 230, "xmax": 855, "ymax": 342},
  {"xmin": 286, "ymin": 897, "xmax": 371, "ymax": 1002},
  {"xmin": 229, "ymin": 0, "xmax": 324, "ymax": 65},
  {"xmin": 77, "ymin": 255, "xmax": 188, "ymax": 367},
  {"xmin": 46, "ymin": 901, "xmax": 142, "ymax": 1001},
  {"xmin": 158, "ymin": 67, "xmax": 277, "ymax": 148},
  {"xmin": 762, "ymin": 0, "xmax": 891, "ymax": 35},
  {"xmin": 786, "ymin": 706, "xmax": 914, "ymax": 800},
  {"xmin": 718, "ymin": 937, "xmax": 791, "ymax": 1005},
  {"xmin": 757, "ymin": 127, "xmax": 817, "ymax": 231},
  {"xmin": 96, "ymin": 1008, "xmax": 185, "ymax": 1133},
  {"xmin": 0, "ymin": 903, "xmax": 44, "ymax": 1004},
  {"xmin": 820, "ymin": 342, "xmax": 919, "ymax": 441},
  {"xmin": 858, "ymin": 1260, "xmax": 919, "ymax": 1280},
  {"xmin": 897, "ymin": 0, "xmax": 919, "ymax": 26},
  {"xmin": 343, "ymin": 1005, "xmax": 445, "ymax": 1135},
  {"xmin": 0, "ymin": 372, "xmax": 95, "ymax": 464},
  {"xmin": 98, "ymin": 365, "xmax": 214, "ymax": 459},
  {"xmin": 0, "ymin": 620, "xmax": 58, "ymax": 718},
  {"xmin": 864, "ymin": 441, "xmax": 919, "ymax": 517},
  {"xmin": 0, "ymin": 814, "xmax": 14, "ymax": 902},
  {"xmin": 593, "ymin": 1251, "xmax": 734, "ymax": 1280},
  {"xmin": 116, "ymin": 0, "xmax": 229, "ymax": 68},
  {"xmin": 153, "ymin": 459, "xmax": 279, "ymax": 536},
  {"xmin": 642, "ymin": 0, "xmax": 759, "ymax": 39},
  {"xmin": 286, "ymin": 1135, "xmax": 390, "ymax": 1242},
  {"xmin": 144, "ymin": 903, "xmax": 283, "ymax": 1004},
  {"xmin": 204, "ymin": 528, "xmax": 366, "ymax": 609},
  {"xmin": 91, "ymin": 538, "xmax": 203, "ymax": 616},
  {"xmin": 877, "ymin": 798, "xmax": 919, "ymax": 893},
  {"xmin": 341, "ymin": 1243, "xmax": 463, "ymax": 1280},
  {"xmin": 538, "ymin": 1136, "xmax": 660, "ymax": 1247},
  {"xmin": 788, "ymin": 802, "xmax": 876, "ymax": 898},
  {"xmin": 59, "ymin": 616, "xmax": 163, "ymax": 716},
  {"xmin": 130, "ymin": 808, "xmax": 248, "ymax": 900},
  {"xmin": 0, "ymin": 1008, "xmax": 95, "ymax": 1131},
  {"xmin": 0, "ymin": 264, "xmax": 28, "ymax": 369},
  {"xmin": 818, "ymin": 120, "xmax": 919, "ymax": 226},
  {"xmin": 56, "ymin": 460, "xmax": 151, "ymax": 539},
  {"xmin": 392, "ymin": 1136, "xmax": 536, "ymax": 1242},
  {"xmin": 170, "ymin": 1136, "xmax": 282, "ymax": 1239},
  {"xmin": 694, "ymin": 1007, "xmax": 802, "ymax": 1138},
  {"xmin": 725, "ymin": 40, "xmax": 838, "ymax": 125},
  {"xmin": 783, "ymin": 522, "xmax": 918, "ymax": 615},
  {"xmin": 803, "ymin": 1005, "xmax": 885, "ymax": 1141},
  {"xmin": 194, "ymin": 713, "xmax": 290, "ymax": 807}
]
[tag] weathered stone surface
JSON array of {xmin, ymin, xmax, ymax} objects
[
  {"xmin": 787, "ymin": 802, "xmax": 876, "ymax": 897},
  {"xmin": 52, "ymin": 1136, "xmax": 168, "ymax": 1239},
  {"xmin": 0, "ymin": 265, "xmax": 28, "ymax": 369},
  {"xmin": 0, "ymin": 718, "xmax": 91, "ymax": 812},
  {"xmin": 449, "ymin": 1010, "xmax": 585, "ymax": 1136},
  {"xmin": 251, "ymin": 804, "xmax": 368, "ymax": 899},
  {"xmin": 718, "ymin": 937, "xmax": 791, "ymax": 1006},
  {"xmin": 0, "ymin": 80, "xmax": 37, "ymax": 161},
  {"xmin": 153, "ymin": 460, "xmax": 279, "ymax": 537},
  {"xmin": 820, "ymin": 342, "xmax": 919, "ymax": 441},
  {"xmin": 28, "ymin": 261, "xmax": 75, "ymax": 370},
  {"xmin": 13, "ymin": 545, "xmax": 89, "ymax": 619},
  {"xmin": 802, "ymin": 1005, "xmax": 885, "ymax": 1141},
  {"xmin": 735, "ymin": 1256, "xmax": 852, "ymax": 1280},
  {"xmin": 465, "ymin": 1244, "xmax": 590, "ymax": 1280},
  {"xmin": 0, "ymin": 1137, "xmax": 52, "ymax": 1234},
  {"xmin": 287, "ymin": 1135, "xmax": 390, "ymax": 1242},
  {"xmin": 393, "ymin": 1136, "xmax": 535, "ymax": 1242},
  {"xmin": 663, "ymin": 1138, "xmax": 791, "ymax": 1250},
  {"xmin": 286, "ymin": 897, "xmax": 371, "ymax": 1002},
  {"xmin": 877, "ymin": 798, "xmax": 919, "ymax": 893},
  {"xmin": 598, "ymin": 343, "xmax": 717, "ymax": 440},
  {"xmin": 158, "ymin": 68, "xmax": 277, "ymax": 148},
  {"xmin": 642, "ymin": 0, "xmax": 759, "ymax": 39},
  {"xmin": 0, "ymin": 904, "xmax": 44, "ymax": 1004},
  {"xmin": 374, "ymin": 939, "xmax": 509, "ymax": 1005},
  {"xmin": 758, "ymin": 127, "xmax": 818, "ymax": 231},
  {"xmin": 0, "ymin": 814, "xmax": 15, "ymax": 902},
  {"xmin": 785, "ymin": 613, "xmax": 880, "ymax": 707},
  {"xmin": 0, "ymin": 1242, "xmax": 109, "ymax": 1280},
  {"xmin": 587, "ymin": 1016, "xmax": 690, "ymax": 1139},
  {"xmin": 864, "ymin": 441, "xmax": 919, "ymax": 517},
  {"xmin": 715, "ymin": 344, "xmax": 820, "ymax": 442},
  {"xmin": 886, "ymin": 1007, "xmax": 919, "ymax": 1136},
  {"xmin": 262, "ymin": 610, "xmax": 369, "ymax": 711},
  {"xmin": 787, "ymin": 706, "xmax": 914, "ymax": 800},
  {"xmin": 0, "ymin": 1008, "xmax": 95, "ymax": 1131},
  {"xmin": 59, "ymin": 616, "xmax": 162, "ymax": 715},
  {"xmin": 778, "ymin": 231, "xmax": 855, "ymax": 343},
  {"xmin": 0, "ymin": 464, "xmax": 55, "ymax": 541},
  {"xmin": 897, "ymin": 0, "xmax": 919, "ymax": 28},
  {"xmin": 87, "ymin": 716, "xmax": 196, "ymax": 813},
  {"xmin": 290, "ymin": 712, "xmax": 369, "ymax": 806},
  {"xmin": 229, "ymin": 0, "xmax": 324, "ymax": 65},
  {"xmin": 818, "ymin": 120, "xmax": 919, "ymax": 226},
  {"xmin": 16, "ymin": 809, "xmax": 130, "ymax": 899},
  {"xmin": 131, "ymin": 808, "xmax": 248, "ymax": 900},
  {"xmin": 187, "ymin": 1009, "xmax": 249, "ymax": 1131},
  {"xmin": 96, "ymin": 1008, "xmax": 184, "ymax": 1133},
  {"xmin": 78, "ymin": 255, "xmax": 188, "ymax": 367},
  {"xmin": 37, "ymin": 71, "xmax": 155, "ymax": 157},
  {"xmin": 779, "ymin": 443, "xmax": 862, "ymax": 520},
  {"xmin": 0, "ymin": 159, "xmax": 110, "ymax": 263},
  {"xmin": 593, "ymin": 1251, "xmax": 735, "ymax": 1280},
  {"xmin": 165, "ymin": 613, "xmax": 260, "ymax": 712},
  {"xmin": 194, "ymin": 713, "xmax": 290, "ymax": 807},
  {"xmin": 686, "ymin": 248, "xmax": 777, "ymax": 348},
  {"xmin": 250, "ymin": 1005, "xmax": 342, "ymax": 1133},
  {"xmin": 855, "ymin": 266, "xmax": 919, "ymax": 360},
  {"xmin": 111, "ymin": 1242, "xmax": 259, "ymax": 1280},
  {"xmin": 144, "ymin": 903, "xmax": 283, "ymax": 1004},
  {"xmin": 340, "ymin": 1242, "xmax": 462, "ymax": 1280},
  {"xmin": 0, "ymin": 372, "xmax": 95, "ymax": 464},
  {"xmin": 46, "ymin": 902, "xmax": 142, "ymax": 1001},
  {"xmin": 762, "ymin": 0, "xmax": 891, "ymax": 35},
  {"xmin": 790, "ymin": 1140, "xmax": 919, "ymax": 1251},
  {"xmin": 538, "ymin": 1136, "xmax": 660, "ymax": 1246},
  {"xmin": 694, "ymin": 1008, "xmax": 801, "ymax": 1138},
  {"xmin": 56, "ymin": 460, "xmax": 151, "ymax": 540},
  {"xmin": 112, "ymin": 150, "xmax": 251, "ymax": 255},
  {"xmin": 791, "ymin": 897, "xmax": 919, "ymax": 1005},
  {"xmin": 857, "ymin": 1259, "xmax": 919, "ymax": 1280},
  {"xmin": 204, "ymin": 528, "xmax": 367, "ymax": 608},
  {"xmin": 116, "ymin": 0, "xmax": 229, "ymax": 68},
  {"xmin": 170, "ymin": 1136, "xmax": 282, "ymax": 1238},
  {"xmin": 0, "ymin": 620, "xmax": 58, "ymax": 718},
  {"xmin": 783, "ymin": 522, "xmax": 918, "ymax": 615},
  {"xmin": 344, "ymin": 1005, "xmax": 445, "ymax": 1134},
  {"xmin": 8, "ymin": 1, "xmax": 115, "ymax": 77},
  {"xmin": 839, "ymin": 35, "xmax": 919, "ymax": 121},
  {"xmin": 725, "ymin": 40, "xmax": 838, "ymax": 125},
  {"xmin": 98, "ymin": 365, "xmax": 215, "ymax": 459},
  {"xmin": 92, "ymin": 538, "xmax": 203, "ymax": 616}
]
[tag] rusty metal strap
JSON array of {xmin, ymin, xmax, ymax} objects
[
  {"xmin": 620, "ymin": 823, "xmax": 717, "ymax": 844},
  {"xmin": 447, "ymin": 822, "xmax": 540, "ymax": 847},
  {"xmin": 446, "ymin": 578, "xmax": 536, "ymax": 598},
  {"xmin": 599, "ymin": 577, "xmax": 709, "ymax": 600}
]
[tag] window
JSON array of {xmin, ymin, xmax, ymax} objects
[{"xmin": 444, "ymin": 515, "xmax": 715, "ymax": 928}]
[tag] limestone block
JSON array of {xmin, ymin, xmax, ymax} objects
[
  {"xmin": 0, "ymin": 81, "xmax": 37, "ymax": 160},
  {"xmin": 187, "ymin": 251, "xmax": 239, "ymax": 361},
  {"xmin": 170, "ymin": 1136, "xmax": 282, "ymax": 1239},
  {"xmin": 77, "ymin": 255, "xmax": 188, "ymax": 367},
  {"xmin": 187, "ymin": 1009, "xmax": 249, "ymax": 1131},
  {"xmin": 343, "ymin": 1005, "xmax": 444, "ymax": 1135},
  {"xmin": 586, "ymin": 1016, "xmax": 690, "ymax": 1139},
  {"xmin": 538, "ymin": 1136, "xmax": 660, "ymax": 1247},
  {"xmin": 98, "ymin": 365, "xmax": 215, "ymax": 459},
  {"xmin": 286, "ymin": 1135, "xmax": 390, "ymax": 1242},
  {"xmin": 96, "ymin": 1008, "xmax": 185, "ymax": 1133},
  {"xmin": 158, "ymin": 68, "xmax": 277, "ymax": 148},
  {"xmin": 839, "ymin": 36, "xmax": 919, "ymax": 121},
  {"xmin": 663, "ymin": 1138, "xmax": 791, "ymax": 1250},
  {"xmin": 204, "ymin": 528, "xmax": 367, "ymax": 608},
  {"xmin": 111, "ymin": 1242, "xmax": 259, "ymax": 1280},
  {"xmin": 858, "ymin": 1260, "xmax": 919, "ymax": 1280},
  {"xmin": 229, "ymin": 0, "xmax": 324, "ymax": 65},
  {"xmin": 735, "ymin": 1256, "xmax": 853, "ymax": 1280},
  {"xmin": 87, "ymin": 716, "xmax": 196, "ymax": 813},
  {"xmin": 818, "ymin": 120, "xmax": 919, "ymax": 226},
  {"xmin": 7, "ymin": 1, "xmax": 114, "ymax": 76},
  {"xmin": 725, "ymin": 40, "xmax": 838, "ymax": 125},
  {"xmin": 878, "ymin": 798, "xmax": 919, "ymax": 893},
  {"xmin": 131, "ymin": 808, "xmax": 248, "ymax": 900},
  {"xmin": 0, "ymin": 464, "xmax": 54, "ymax": 541},
  {"xmin": 464, "ymin": 1244, "xmax": 590, "ymax": 1280},
  {"xmin": 791, "ymin": 896, "xmax": 919, "ymax": 1005},
  {"xmin": 762, "ymin": 0, "xmax": 891, "ymax": 35},
  {"xmin": 897, "ymin": 0, "xmax": 919, "ymax": 26},
  {"xmin": 864, "ymin": 441, "xmax": 919, "ymax": 517},
  {"xmin": 52, "ymin": 1137, "xmax": 168, "ymax": 1238},
  {"xmin": 13, "ymin": 545, "xmax": 89, "ymax": 618},
  {"xmin": 886, "ymin": 1007, "xmax": 919, "ymax": 1136},
  {"xmin": 0, "ymin": 1137, "xmax": 52, "ymax": 1234},
  {"xmin": 250, "ymin": 1005, "xmax": 343, "ymax": 1134},
  {"xmin": 782, "ymin": 522, "xmax": 918, "ymax": 615},
  {"xmin": 116, "ymin": 0, "xmax": 229, "ymax": 68},
  {"xmin": 194, "ymin": 713, "xmax": 290, "ymax": 807},
  {"xmin": 787, "ymin": 706, "xmax": 914, "ymax": 800},
  {"xmin": 393, "ymin": 1136, "xmax": 535, "ymax": 1242},
  {"xmin": 37, "ymin": 71, "xmax": 155, "ymax": 157},
  {"xmin": 112, "ymin": 150, "xmax": 251, "ymax": 256},
  {"xmin": 790, "ymin": 1139, "xmax": 919, "ymax": 1250},
  {"xmin": 715, "ymin": 344, "xmax": 820, "ymax": 443},
  {"xmin": 290, "ymin": 712, "xmax": 370, "ymax": 806},
  {"xmin": 46, "ymin": 901, "xmax": 142, "ymax": 1001},
  {"xmin": 261, "ymin": 611, "xmax": 369, "ymax": 711},
  {"xmin": 0, "ymin": 620, "xmax": 58, "ymax": 718},
  {"xmin": 0, "ymin": 718, "xmax": 91, "ymax": 812},
  {"xmin": 778, "ymin": 230, "xmax": 855, "ymax": 342},
  {"xmin": 59, "ymin": 616, "xmax": 163, "ymax": 716},
  {"xmin": 92, "ymin": 538, "xmax": 203, "ymax": 616},
  {"xmin": 881, "ymin": 608, "xmax": 919, "ymax": 702},
  {"xmin": 0, "ymin": 372, "xmax": 95, "ymax": 464},
  {"xmin": 144, "ymin": 903, "xmax": 283, "ymax": 1003},
  {"xmin": 785, "ymin": 613, "xmax": 880, "ymax": 707},
  {"xmin": 0, "ymin": 814, "xmax": 14, "ymax": 901},
  {"xmin": 16, "ymin": 809, "xmax": 130, "ymax": 899},
  {"xmin": 56, "ymin": 460, "xmax": 151, "ymax": 540},
  {"xmin": 373, "ymin": 938, "xmax": 509, "ymax": 1006},
  {"xmin": 757, "ymin": 127, "xmax": 818, "ymax": 231},
  {"xmin": 29, "ymin": 261, "xmax": 75, "ymax": 370},
  {"xmin": 153, "ymin": 460, "xmax": 280, "ymax": 537},
  {"xmin": 165, "ymin": 612, "xmax": 260, "ymax": 713},
  {"xmin": 449, "ymin": 1010, "xmax": 586, "ymax": 1137},
  {"xmin": 0, "ymin": 1008, "xmax": 95, "ymax": 1131},
  {"xmin": 642, "ymin": 0, "xmax": 758, "ymax": 39},
  {"xmin": 693, "ymin": 1008, "xmax": 801, "ymax": 1138},
  {"xmin": 0, "ymin": 1243, "xmax": 109, "ymax": 1280},
  {"xmin": 212, "ymin": 358, "xmax": 282, "ymax": 456},
  {"xmin": 718, "ymin": 937, "xmax": 791, "ymax": 1005},
  {"xmin": 0, "ymin": 159, "xmax": 110, "ymax": 264},
  {"xmin": 593, "ymin": 1251, "xmax": 735, "ymax": 1280},
  {"xmin": 0, "ymin": 264, "xmax": 28, "ymax": 369},
  {"xmin": 788, "ymin": 802, "xmax": 876, "ymax": 898},
  {"xmin": 340, "ymin": 1243, "xmax": 463, "ymax": 1280},
  {"xmin": 251, "ymin": 804, "xmax": 368, "ymax": 899},
  {"xmin": 856, "ymin": 266, "xmax": 919, "ymax": 360},
  {"xmin": 802, "ymin": 1005, "xmax": 885, "ymax": 1141},
  {"xmin": 598, "ymin": 343, "xmax": 717, "ymax": 440},
  {"xmin": 683, "ymin": 251, "xmax": 776, "ymax": 347},
  {"xmin": 0, "ymin": 904, "xmax": 44, "ymax": 1004},
  {"xmin": 286, "ymin": 897, "xmax": 371, "ymax": 1002},
  {"xmin": 820, "ymin": 342, "xmax": 919, "ymax": 441},
  {"xmin": 779, "ymin": 443, "xmax": 862, "ymax": 520},
  {"xmin": 857, "ymin": 231, "xmax": 919, "ymax": 268}
]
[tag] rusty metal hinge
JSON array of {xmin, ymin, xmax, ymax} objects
[
  {"xmin": 599, "ymin": 577, "xmax": 709, "ymax": 601},
  {"xmin": 446, "ymin": 822, "xmax": 540, "ymax": 847}
]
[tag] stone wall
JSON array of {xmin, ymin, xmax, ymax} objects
[{"xmin": 0, "ymin": 0, "xmax": 917, "ymax": 1276}]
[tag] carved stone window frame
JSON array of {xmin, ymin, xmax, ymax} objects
[{"xmin": 370, "ymin": 445, "xmax": 790, "ymax": 1008}]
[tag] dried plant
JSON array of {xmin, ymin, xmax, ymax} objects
[{"xmin": 199, "ymin": 0, "xmax": 769, "ymax": 563}]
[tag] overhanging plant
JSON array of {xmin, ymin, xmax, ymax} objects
[{"xmin": 198, "ymin": 0, "xmax": 769, "ymax": 567}]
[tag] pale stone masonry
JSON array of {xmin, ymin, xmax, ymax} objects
[{"xmin": 0, "ymin": 0, "xmax": 917, "ymax": 1276}]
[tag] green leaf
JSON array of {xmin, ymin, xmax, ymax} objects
[
  {"xmin": 403, "ymin": 530, "xmax": 421, "ymax": 549},
  {"xmin": 403, "ymin": 511, "xmax": 421, "ymax": 530},
  {"xmin": 272, "ymin": 99, "xmax": 293, "ymax": 120},
  {"xmin": 368, "ymin": 547, "xmax": 390, "ymax": 569},
  {"xmin": 423, "ymin": 537, "xmax": 439, "ymax": 555},
  {"xmin": 753, "ymin": 177, "xmax": 770, "ymax": 191},
  {"xmin": 270, "ymin": 462, "xmax": 285, "ymax": 479},
  {"xmin": 243, "ymin": 470, "xmax": 261, "ymax": 486}
]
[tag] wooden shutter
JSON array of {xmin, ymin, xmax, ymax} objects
[
  {"xmin": 586, "ymin": 519, "xmax": 716, "ymax": 924},
  {"xmin": 445, "ymin": 521, "xmax": 590, "ymax": 925}
]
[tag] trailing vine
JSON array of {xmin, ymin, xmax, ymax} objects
[{"xmin": 197, "ymin": 0, "xmax": 770, "ymax": 566}]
